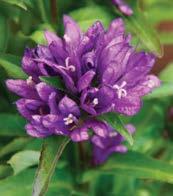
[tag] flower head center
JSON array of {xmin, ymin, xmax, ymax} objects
[
  {"xmin": 63, "ymin": 113, "xmax": 76, "ymax": 126},
  {"xmin": 113, "ymin": 81, "xmax": 127, "ymax": 99}
]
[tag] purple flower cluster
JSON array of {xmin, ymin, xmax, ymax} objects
[
  {"xmin": 6, "ymin": 16, "xmax": 160, "ymax": 164},
  {"xmin": 112, "ymin": 0, "xmax": 133, "ymax": 16}
]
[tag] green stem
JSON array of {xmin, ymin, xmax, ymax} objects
[
  {"xmin": 38, "ymin": 0, "xmax": 49, "ymax": 23},
  {"xmin": 33, "ymin": 137, "xmax": 70, "ymax": 196}
]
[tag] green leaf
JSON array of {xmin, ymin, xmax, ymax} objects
[
  {"xmin": 159, "ymin": 63, "xmax": 173, "ymax": 82},
  {"xmin": 69, "ymin": 5, "xmax": 113, "ymax": 31},
  {"xmin": 33, "ymin": 137, "xmax": 70, "ymax": 196},
  {"xmin": 0, "ymin": 169, "xmax": 72, "ymax": 196},
  {"xmin": 0, "ymin": 114, "xmax": 26, "ymax": 136},
  {"xmin": 0, "ymin": 169, "xmax": 35, "ymax": 196},
  {"xmin": 8, "ymin": 150, "xmax": 40, "ymax": 175},
  {"xmin": 98, "ymin": 112, "xmax": 133, "ymax": 145},
  {"xmin": 36, "ymin": 0, "xmax": 49, "ymax": 23},
  {"xmin": 0, "ymin": 14, "xmax": 9, "ymax": 52},
  {"xmin": 83, "ymin": 151, "xmax": 173, "ymax": 184},
  {"xmin": 39, "ymin": 76, "xmax": 65, "ymax": 91},
  {"xmin": 0, "ymin": 0, "xmax": 27, "ymax": 10},
  {"xmin": 130, "ymin": 102, "xmax": 166, "ymax": 154},
  {"xmin": 0, "ymin": 165, "xmax": 13, "ymax": 179},
  {"xmin": 24, "ymin": 139, "xmax": 43, "ymax": 151},
  {"xmin": 144, "ymin": 83, "xmax": 173, "ymax": 99},
  {"xmin": 146, "ymin": 0, "xmax": 173, "ymax": 25},
  {"xmin": 124, "ymin": 1, "xmax": 163, "ymax": 57},
  {"xmin": 0, "ymin": 53, "xmax": 27, "ymax": 79},
  {"xmin": 0, "ymin": 137, "xmax": 31, "ymax": 158}
]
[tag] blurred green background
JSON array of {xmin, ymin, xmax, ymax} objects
[{"xmin": 1, "ymin": 0, "xmax": 173, "ymax": 195}]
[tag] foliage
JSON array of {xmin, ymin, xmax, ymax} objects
[{"xmin": 0, "ymin": 0, "xmax": 173, "ymax": 195}]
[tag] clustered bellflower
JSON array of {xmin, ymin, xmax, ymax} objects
[{"xmin": 6, "ymin": 16, "xmax": 160, "ymax": 164}]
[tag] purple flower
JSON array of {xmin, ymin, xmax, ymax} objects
[
  {"xmin": 92, "ymin": 124, "xmax": 135, "ymax": 164},
  {"xmin": 6, "ymin": 16, "xmax": 160, "ymax": 164},
  {"xmin": 112, "ymin": 0, "xmax": 133, "ymax": 16}
]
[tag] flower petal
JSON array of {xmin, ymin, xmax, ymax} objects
[
  {"xmin": 26, "ymin": 122, "xmax": 53, "ymax": 138},
  {"xmin": 120, "ymin": 52, "xmax": 156, "ymax": 88},
  {"xmin": 22, "ymin": 48, "xmax": 41, "ymax": 80},
  {"xmin": 112, "ymin": 94, "xmax": 142, "ymax": 116},
  {"xmin": 16, "ymin": 99, "xmax": 44, "ymax": 120},
  {"xmin": 87, "ymin": 120, "xmax": 109, "ymax": 137},
  {"xmin": 63, "ymin": 15, "xmax": 82, "ymax": 48},
  {"xmin": 36, "ymin": 82, "xmax": 56, "ymax": 102},
  {"xmin": 58, "ymin": 96, "xmax": 80, "ymax": 116},
  {"xmin": 77, "ymin": 70, "xmax": 95, "ymax": 91},
  {"xmin": 44, "ymin": 30, "xmax": 63, "ymax": 45},
  {"xmin": 130, "ymin": 75, "xmax": 161, "ymax": 96},
  {"xmin": 71, "ymin": 127, "xmax": 89, "ymax": 142},
  {"xmin": 112, "ymin": 0, "xmax": 133, "ymax": 16},
  {"xmin": 105, "ymin": 18, "xmax": 125, "ymax": 41},
  {"xmin": 6, "ymin": 79, "xmax": 38, "ymax": 99}
]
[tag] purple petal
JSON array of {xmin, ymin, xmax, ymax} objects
[
  {"xmin": 130, "ymin": 75, "xmax": 161, "ymax": 96},
  {"xmin": 63, "ymin": 15, "xmax": 82, "ymax": 48},
  {"xmin": 36, "ymin": 45, "xmax": 53, "ymax": 61},
  {"xmin": 34, "ymin": 58, "xmax": 77, "ymax": 93},
  {"xmin": 36, "ymin": 82, "xmax": 55, "ymax": 102},
  {"xmin": 16, "ymin": 99, "xmax": 44, "ymax": 120},
  {"xmin": 71, "ymin": 127, "xmax": 89, "ymax": 142},
  {"xmin": 44, "ymin": 30, "xmax": 62, "ymax": 45},
  {"xmin": 49, "ymin": 41, "xmax": 67, "ymax": 64},
  {"xmin": 112, "ymin": 95, "xmax": 141, "ymax": 116},
  {"xmin": 77, "ymin": 70, "xmax": 95, "ymax": 91},
  {"xmin": 91, "ymin": 135, "xmax": 105, "ymax": 149},
  {"xmin": 87, "ymin": 120, "xmax": 109, "ymax": 137},
  {"xmin": 102, "ymin": 45, "xmax": 133, "ymax": 84},
  {"xmin": 48, "ymin": 92, "xmax": 60, "ymax": 115},
  {"xmin": 22, "ymin": 48, "xmax": 41, "ymax": 80},
  {"xmin": 85, "ymin": 21, "xmax": 104, "ymax": 49},
  {"xmin": 42, "ymin": 114, "xmax": 63, "ymax": 128},
  {"xmin": 26, "ymin": 121, "xmax": 53, "ymax": 138},
  {"xmin": 6, "ymin": 79, "xmax": 39, "ymax": 99},
  {"xmin": 58, "ymin": 96, "xmax": 80, "ymax": 116},
  {"xmin": 120, "ymin": 53, "xmax": 156, "ymax": 88},
  {"xmin": 105, "ymin": 18, "xmax": 125, "ymax": 41},
  {"xmin": 112, "ymin": 0, "xmax": 133, "ymax": 16}
]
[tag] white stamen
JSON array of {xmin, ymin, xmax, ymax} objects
[
  {"xmin": 64, "ymin": 34, "xmax": 71, "ymax": 43},
  {"xmin": 65, "ymin": 57, "xmax": 76, "ymax": 72},
  {"xmin": 113, "ymin": 81, "xmax": 127, "ymax": 99},
  {"xmin": 63, "ymin": 113, "xmax": 76, "ymax": 126},
  {"xmin": 92, "ymin": 98, "xmax": 99, "ymax": 106},
  {"xmin": 26, "ymin": 76, "xmax": 34, "ymax": 85}
]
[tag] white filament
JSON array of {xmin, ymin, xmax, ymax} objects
[
  {"xmin": 113, "ymin": 81, "xmax": 127, "ymax": 99},
  {"xmin": 92, "ymin": 98, "xmax": 99, "ymax": 106},
  {"xmin": 63, "ymin": 113, "xmax": 76, "ymax": 125},
  {"xmin": 26, "ymin": 76, "xmax": 34, "ymax": 85}
]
